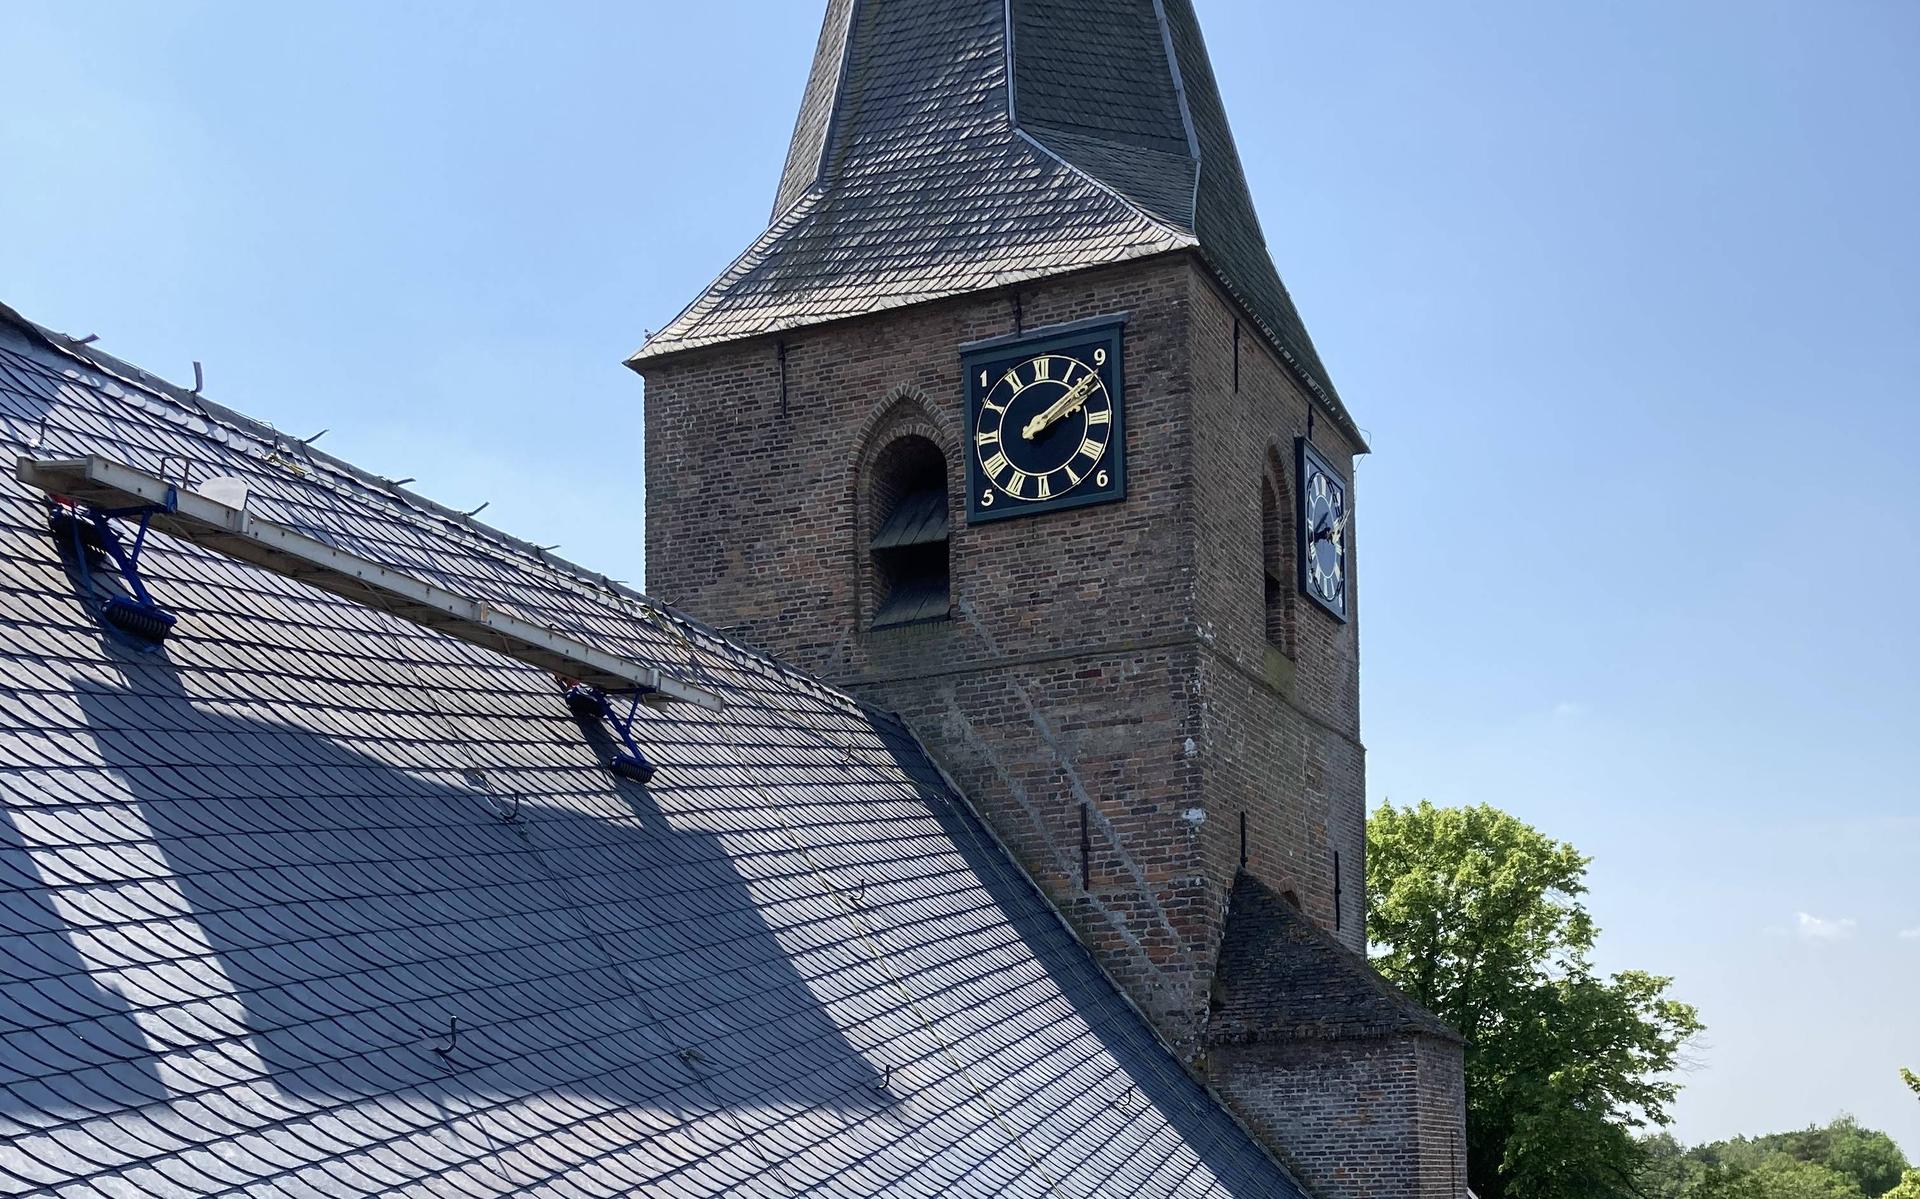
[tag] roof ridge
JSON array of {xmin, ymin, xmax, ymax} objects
[
  {"xmin": 0, "ymin": 302, "xmax": 879, "ymax": 721},
  {"xmin": 1010, "ymin": 128, "xmax": 1195, "ymax": 246}
]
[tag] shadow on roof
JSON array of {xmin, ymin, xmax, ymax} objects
[{"xmin": 13, "ymin": 661, "xmax": 890, "ymax": 1131}]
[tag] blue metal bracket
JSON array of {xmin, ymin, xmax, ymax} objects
[
  {"xmin": 563, "ymin": 682, "xmax": 658, "ymax": 784},
  {"xmin": 51, "ymin": 487, "xmax": 180, "ymax": 647}
]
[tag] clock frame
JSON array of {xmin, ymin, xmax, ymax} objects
[
  {"xmin": 1295, "ymin": 436, "xmax": 1350, "ymax": 622},
  {"xmin": 961, "ymin": 317, "xmax": 1127, "ymax": 523}
]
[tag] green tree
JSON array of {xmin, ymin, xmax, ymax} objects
[
  {"xmin": 1824, "ymin": 1120, "xmax": 1911, "ymax": 1196},
  {"xmin": 1646, "ymin": 1117, "xmax": 1912, "ymax": 1199},
  {"xmin": 1885, "ymin": 1174, "xmax": 1920, "ymax": 1199},
  {"xmin": 1744, "ymin": 1156, "xmax": 1866, "ymax": 1198},
  {"xmin": 1709, "ymin": 1118, "xmax": 1908, "ymax": 1197},
  {"xmin": 1367, "ymin": 801, "xmax": 1703, "ymax": 1199},
  {"xmin": 1903, "ymin": 1069, "xmax": 1919, "ymax": 1100}
]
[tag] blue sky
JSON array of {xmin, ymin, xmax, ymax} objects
[{"xmin": 4, "ymin": 0, "xmax": 1916, "ymax": 1155}]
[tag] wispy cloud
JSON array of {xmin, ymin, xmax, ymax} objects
[
  {"xmin": 1794, "ymin": 912, "xmax": 1857, "ymax": 942},
  {"xmin": 1898, "ymin": 927, "xmax": 1920, "ymax": 941}
]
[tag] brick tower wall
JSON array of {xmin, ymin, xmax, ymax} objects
[
  {"xmin": 1211, "ymin": 1035, "xmax": 1467, "ymax": 1199},
  {"xmin": 639, "ymin": 252, "xmax": 1363, "ymax": 1054}
]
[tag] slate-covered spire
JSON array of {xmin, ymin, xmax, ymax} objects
[{"xmin": 633, "ymin": 0, "xmax": 1356, "ymax": 439}]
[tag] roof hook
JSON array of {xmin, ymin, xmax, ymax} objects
[
  {"xmin": 300, "ymin": 428, "xmax": 328, "ymax": 446},
  {"xmin": 74, "ymin": 333, "xmax": 99, "ymax": 345},
  {"xmin": 190, "ymin": 361, "xmax": 204, "ymax": 395},
  {"xmin": 463, "ymin": 501, "xmax": 489, "ymax": 517},
  {"xmin": 431, "ymin": 1015, "xmax": 460, "ymax": 1058}
]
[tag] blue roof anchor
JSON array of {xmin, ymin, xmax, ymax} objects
[
  {"xmin": 49, "ymin": 488, "xmax": 181, "ymax": 648},
  {"xmin": 563, "ymin": 682, "xmax": 658, "ymax": 785}
]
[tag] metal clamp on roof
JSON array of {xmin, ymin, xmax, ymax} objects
[
  {"xmin": 564, "ymin": 682, "xmax": 657, "ymax": 784},
  {"xmin": 15, "ymin": 454, "xmax": 724, "ymax": 711},
  {"xmin": 47, "ymin": 488, "xmax": 180, "ymax": 648}
]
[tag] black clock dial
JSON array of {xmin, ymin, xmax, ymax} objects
[
  {"xmin": 1296, "ymin": 438, "xmax": 1349, "ymax": 620},
  {"xmin": 1304, "ymin": 472, "xmax": 1343, "ymax": 602},
  {"xmin": 963, "ymin": 319, "xmax": 1126, "ymax": 523},
  {"xmin": 974, "ymin": 353, "xmax": 1114, "ymax": 506}
]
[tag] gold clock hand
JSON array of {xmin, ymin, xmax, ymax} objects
[{"xmin": 1021, "ymin": 373, "xmax": 1100, "ymax": 440}]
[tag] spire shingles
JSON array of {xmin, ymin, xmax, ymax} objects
[{"xmin": 632, "ymin": 0, "xmax": 1357, "ymax": 443}]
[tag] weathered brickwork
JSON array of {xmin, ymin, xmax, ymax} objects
[
  {"xmin": 640, "ymin": 249, "xmax": 1464, "ymax": 1194},
  {"xmin": 1211, "ymin": 1036, "xmax": 1466, "ymax": 1199}
]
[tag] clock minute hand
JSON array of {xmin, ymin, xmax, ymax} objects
[
  {"xmin": 1021, "ymin": 373, "xmax": 1099, "ymax": 440},
  {"xmin": 1313, "ymin": 512, "xmax": 1349, "ymax": 544}
]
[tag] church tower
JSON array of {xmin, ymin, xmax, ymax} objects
[{"xmin": 631, "ymin": 3, "xmax": 1465, "ymax": 1195}]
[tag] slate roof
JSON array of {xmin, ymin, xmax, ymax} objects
[
  {"xmin": 0, "ymin": 302, "xmax": 1309, "ymax": 1196},
  {"xmin": 629, "ymin": 0, "xmax": 1362, "ymax": 448},
  {"xmin": 1208, "ymin": 872, "xmax": 1460, "ymax": 1046}
]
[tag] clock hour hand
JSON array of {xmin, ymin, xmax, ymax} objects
[{"xmin": 1021, "ymin": 373, "xmax": 1099, "ymax": 440}]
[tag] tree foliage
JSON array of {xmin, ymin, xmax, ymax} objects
[
  {"xmin": 1366, "ymin": 801, "xmax": 1703, "ymax": 1199},
  {"xmin": 1642, "ymin": 1116, "xmax": 1913, "ymax": 1199}
]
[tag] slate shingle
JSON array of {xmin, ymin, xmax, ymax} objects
[
  {"xmin": 0, "ymin": 304, "xmax": 1305, "ymax": 1195},
  {"xmin": 1209, "ymin": 871, "xmax": 1461, "ymax": 1046},
  {"xmin": 631, "ymin": 0, "xmax": 1363, "ymax": 448}
]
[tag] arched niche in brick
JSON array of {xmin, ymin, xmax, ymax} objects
[
  {"xmin": 853, "ymin": 387, "xmax": 956, "ymax": 629},
  {"xmin": 1262, "ymin": 443, "xmax": 1298, "ymax": 659}
]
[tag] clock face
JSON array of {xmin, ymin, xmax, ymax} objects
[
  {"xmin": 962, "ymin": 320, "xmax": 1125, "ymax": 522},
  {"xmin": 1296, "ymin": 437, "xmax": 1349, "ymax": 621}
]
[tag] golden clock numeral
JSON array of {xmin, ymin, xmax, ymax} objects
[
  {"xmin": 979, "ymin": 370, "xmax": 988, "ymax": 388},
  {"xmin": 984, "ymin": 399, "xmax": 1007, "ymax": 414},
  {"xmin": 982, "ymin": 450, "xmax": 1011, "ymax": 480},
  {"xmin": 1036, "ymin": 474, "xmax": 1052, "ymax": 500},
  {"xmin": 1004, "ymin": 369, "xmax": 1022, "ymax": 394},
  {"xmin": 1006, "ymin": 470, "xmax": 1028, "ymax": 498},
  {"xmin": 1067, "ymin": 466, "xmax": 1082, "ymax": 486},
  {"xmin": 976, "ymin": 429, "xmax": 1000, "ymax": 446},
  {"xmin": 1086, "ymin": 408, "xmax": 1111, "ymax": 425},
  {"xmin": 1094, "ymin": 347, "xmax": 1107, "ymax": 366},
  {"xmin": 1078, "ymin": 435, "xmax": 1102, "ymax": 460},
  {"xmin": 1032, "ymin": 358, "xmax": 1051, "ymax": 382}
]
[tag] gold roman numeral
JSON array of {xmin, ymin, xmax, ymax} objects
[
  {"xmin": 976, "ymin": 429, "xmax": 1000, "ymax": 446},
  {"xmin": 982, "ymin": 451, "xmax": 1011, "ymax": 480},
  {"xmin": 1032, "ymin": 358, "xmax": 1052, "ymax": 382},
  {"xmin": 1078, "ymin": 435, "xmax": 1102, "ymax": 460},
  {"xmin": 1086, "ymin": 408, "xmax": 1111, "ymax": 425},
  {"xmin": 1005, "ymin": 470, "xmax": 1028, "ymax": 498},
  {"xmin": 1036, "ymin": 473, "xmax": 1052, "ymax": 500}
]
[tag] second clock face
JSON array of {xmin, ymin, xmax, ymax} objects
[
  {"xmin": 1296, "ymin": 437, "xmax": 1350, "ymax": 621},
  {"xmin": 962, "ymin": 320, "xmax": 1126, "ymax": 523}
]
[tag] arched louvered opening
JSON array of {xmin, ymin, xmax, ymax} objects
[{"xmin": 868, "ymin": 435, "xmax": 950, "ymax": 628}]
